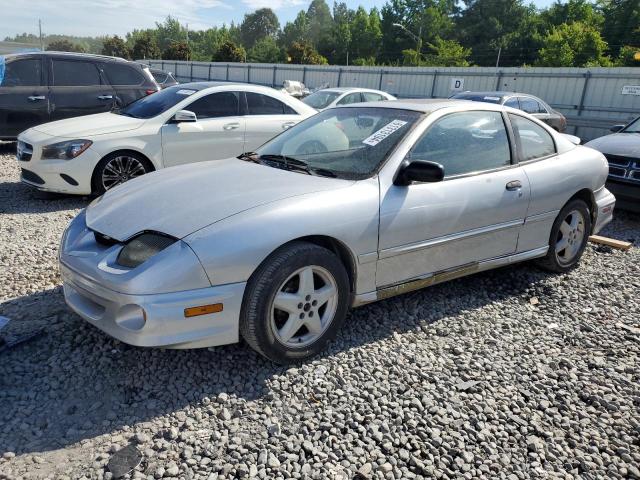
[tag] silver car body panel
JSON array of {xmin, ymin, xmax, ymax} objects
[{"xmin": 61, "ymin": 99, "xmax": 615, "ymax": 349}]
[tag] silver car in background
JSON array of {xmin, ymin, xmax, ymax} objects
[
  {"xmin": 60, "ymin": 99, "xmax": 615, "ymax": 363},
  {"xmin": 302, "ymin": 87, "xmax": 396, "ymax": 111}
]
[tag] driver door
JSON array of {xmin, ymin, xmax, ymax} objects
[
  {"xmin": 377, "ymin": 110, "xmax": 530, "ymax": 288},
  {"xmin": 161, "ymin": 91, "xmax": 245, "ymax": 167}
]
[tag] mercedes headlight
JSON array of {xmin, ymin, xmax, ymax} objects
[
  {"xmin": 116, "ymin": 232, "xmax": 176, "ymax": 268},
  {"xmin": 42, "ymin": 139, "xmax": 93, "ymax": 160}
]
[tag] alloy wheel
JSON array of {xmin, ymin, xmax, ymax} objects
[
  {"xmin": 101, "ymin": 155, "xmax": 146, "ymax": 191},
  {"xmin": 555, "ymin": 209, "xmax": 586, "ymax": 264},
  {"xmin": 270, "ymin": 265, "xmax": 339, "ymax": 348}
]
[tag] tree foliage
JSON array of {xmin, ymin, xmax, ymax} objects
[
  {"xmin": 240, "ymin": 8, "xmax": 280, "ymax": 49},
  {"xmin": 46, "ymin": 39, "xmax": 85, "ymax": 53},
  {"xmin": 162, "ymin": 41, "xmax": 191, "ymax": 61},
  {"xmin": 101, "ymin": 36, "xmax": 131, "ymax": 59},
  {"xmin": 537, "ymin": 22, "xmax": 611, "ymax": 67},
  {"xmin": 213, "ymin": 41, "xmax": 246, "ymax": 62},
  {"xmin": 131, "ymin": 31, "xmax": 160, "ymax": 60},
  {"xmin": 287, "ymin": 41, "xmax": 327, "ymax": 64},
  {"xmin": 248, "ymin": 37, "xmax": 283, "ymax": 63}
]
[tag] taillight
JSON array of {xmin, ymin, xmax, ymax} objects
[{"xmin": 145, "ymin": 89, "xmax": 158, "ymax": 96}]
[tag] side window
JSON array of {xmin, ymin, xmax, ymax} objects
[
  {"xmin": 536, "ymin": 101, "xmax": 548, "ymax": 114},
  {"xmin": 411, "ymin": 111, "xmax": 511, "ymax": 177},
  {"xmin": 509, "ymin": 114, "xmax": 556, "ymax": 161},
  {"xmin": 1, "ymin": 58, "xmax": 42, "ymax": 87},
  {"xmin": 102, "ymin": 63, "xmax": 144, "ymax": 86},
  {"xmin": 187, "ymin": 92, "xmax": 239, "ymax": 119},
  {"xmin": 337, "ymin": 93, "xmax": 362, "ymax": 105},
  {"xmin": 504, "ymin": 97, "xmax": 519, "ymax": 109},
  {"xmin": 519, "ymin": 97, "xmax": 540, "ymax": 114},
  {"xmin": 246, "ymin": 92, "xmax": 287, "ymax": 115},
  {"xmin": 362, "ymin": 92, "xmax": 385, "ymax": 102},
  {"xmin": 52, "ymin": 60, "xmax": 101, "ymax": 86}
]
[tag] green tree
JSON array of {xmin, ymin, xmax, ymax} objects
[
  {"xmin": 240, "ymin": 8, "xmax": 280, "ymax": 49},
  {"xmin": 101, "ymin": 36, "xmax": 131, "ymax": 59},
  {"xmin": 162, "ymin": 41, "xmax": 191, "ymax": 61},
  {"xmin": 330, "ymin": 2, "xmax": 353, "ymax": 64},
  {"xmin": 307, "ymin": 0, "xmax": 333, "ymax": 47},
  {"xmin": 213, "ymin": 40, "xmax": 246, "ymax": 62},
  {"xmin": 615, "ymin": 45, "xmax": 640, "ymax": 66},
  {"xmin": 280, "ymin": 11, "xmax": 310, "ymax": 48},
  {"xmin": 247, "ymin": 37, "xmax": 283, "ymax": 63},
  {"xmin": 131, "ymin": 31, "xmax": 160, "ymax": 59},
  {"xmin": 601, "ymin": 0, "xmax": 640, "ymax": 57},
  {"xmin": 457, "ymin": 0, "xmax": 543, "ymax": 66},
  {"xmin": 287, "ymin": 41, "xmax": 327, "ymax": 64},
  {"xmin": 541, "ymin": 0, "xmax": 603, "ymax": 28},
  {"xmin": 350, "ymin": 7, "xmax": 382, "ymax": 62},
  {"xmin": 537, "ymin": 22, "xmax": 611, "ymax": 66},
  {"xmin": 425, "ymin": 38, "xmax": 471, "ymax": 66},
  {"xmin": 155, "ymin": 16, "xmax": 187, "ymax": 51},
  {"xmin": 46, "ymin": 39, "xmax": 85, "ymax": 53}
]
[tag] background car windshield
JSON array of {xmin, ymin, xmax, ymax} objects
[
  {"xmin": 451, "ymin": 93, "xmax": 502, "ymax": 103},
  {"xmin": 256, "ymin": 107, "xmax": 421, "ymax": 179},
  {"xmin": 120, "ymin": 85, "xmax": 196, "ymax": 118},
  {"xmin": 302, "ymin": 91, "xmax": 341, "ymax": 109},
  {"xmin": 622, "ymin": 117, "xmax": 640, "ymax": 133}
]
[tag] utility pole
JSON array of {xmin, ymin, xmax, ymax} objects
[
  {"xmin": 186, "ymin": 23, "xmax": 189, "ymax": 61},
  {"xmin": 38, "ymin": 19, "xmax": 43, "ymax": 51},
  {"xmin": 495, "ymin": 46, "xmax": 502, "ymax": 69}
]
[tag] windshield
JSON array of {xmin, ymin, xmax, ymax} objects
[
  {"xmin": 622, "ymin": 117, "xmax": 640, "ymax": 133},
  {"xmin": 254, "ymin": 107, "xmax": 421, "ymax": 179},
  {"xmin": 302, "ymin": 90, "xmax": 341, "ymax": 110},
  {"xmin": 451, "ymin": 93, "xmax": 502, "ymax": 104},
  {"xmin": 118, "ymin": 85, "xmax": 198, "ymax": 118}
]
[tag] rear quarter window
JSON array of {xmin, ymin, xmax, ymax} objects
[{"xmin": 103, "ymin": 63, "xmax": 145, "ymax": 86}]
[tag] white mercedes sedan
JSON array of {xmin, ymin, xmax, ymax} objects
[
  {"xmin": 16, "ymin": 82, "xmax": 316, "ymax": 194},
  {"xmin": 60, "ymin": 99, "xmax": 615, "ymax": 363},
  {"xmin": 302, "ymin": 87, "xmax": 396, "ymax": 111}
]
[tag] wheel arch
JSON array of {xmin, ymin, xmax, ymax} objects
[
  {"xmin": 567, "ymin": 188, "xmax": 596, "ymax": 233},
  {"xmin": 91, "ymin": 149, "xmax": 156, "ymax": 193}
]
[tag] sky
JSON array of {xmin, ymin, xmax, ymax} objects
[{"xmin": 0, "ymin": 0, "xmax": 557, "ymax": 39}]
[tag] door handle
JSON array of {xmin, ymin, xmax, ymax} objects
[
  {"xmin": 506, "ymin": 180, "xmax": 522, "ymax": 191},
  {"xmin": 223, "ymin": 122, "xmax": 240, "ymax": 130},
  {"xmin": 282, "ymin": 121, "xmax": 296, "ymax": 130},
  {"xmin": 98, "ymin": 95, "xmax": 113, "ymax": 100},
  {"xmin": 27, "ymin": 95, "xmax": 46, "ymax": 101}
]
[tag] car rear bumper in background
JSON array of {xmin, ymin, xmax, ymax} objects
[
  {"xmin": 593, "ymin": 187, "xmax": 616, "ymax": 234},
  {"xmin": 605, "ymin": 179, "xmax": 640, "ymax": 213},
  {"xmin": 60, "ymin": 261, "xmax": 245, "ymax": 349}
]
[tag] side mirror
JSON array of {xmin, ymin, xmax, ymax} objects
[
  {"xmin": 172, "ymin": 110, "xmax": 197, "ymax": 123},
  {"xmin": 394, "ymin": 159, "xmax": 445, "ymax": 186},
  {"xmin": 610, "ymin": 124, "xmax": 625, "ymax": 133}
]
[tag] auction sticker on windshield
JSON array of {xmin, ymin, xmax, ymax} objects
[
  {"xmin": 176, "ymin": 89, "xmax": 196, "ymax": 95},
  {"xmin": 362, "ymin": 120, "xmax": 408, "ymax": 146}
]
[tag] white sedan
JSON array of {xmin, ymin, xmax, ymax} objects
[
  {"xmin": 302, "ymin": 87, "xmax": 396, "ymax": 111},
  {"xmin": 16, "ymin": 82, "xmax": 317, "ymax": 194}
]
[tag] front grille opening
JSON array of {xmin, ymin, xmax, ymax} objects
[
  {"xmin": 605, "ymin": 154, "xmax": 632, "ymax": 167},
  {"xmin": 608, "ymin": 166, "xmax": 627, "ymax": 178},
  {"xmin": 21, "ymin": 168, "xmax": 44, "ymax": 185},
  {"xmin": 629, "ymin": 170, "xmax": 640, "ymax": 181}
]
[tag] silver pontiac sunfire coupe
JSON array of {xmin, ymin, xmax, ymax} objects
[{"xmin": 60, "ymin": 99, "xmax": 615, "ymax": 364}]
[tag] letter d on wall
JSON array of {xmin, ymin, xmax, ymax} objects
[{"xmin": 450, "ymin": 78, "xmax": 464, "ymax": 92}]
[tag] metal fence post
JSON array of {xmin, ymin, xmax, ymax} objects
[
  {"xmin": 175, "ymin": 62, "xmax": 178, "ymax": 80},
  {"xmin": 226, "ymin": 63, "xmax": 230, "ymax": 81},
  {"xmin": 208, "ymin": 64, "xmax": 212, "ymax": 80},
  {"xmin": 575, "ymin": 71, "xmax": 592, "ymax": 138},
  {"xmin": 430, "ymin": 70, "xmax": 439, "ymax": 98},
  {"xmin": 190, "ymin": 62, "xmax": 194, "ymax": 82},
  {"xmin": 302, "ymin": 66, "xmax": 307, "ymax": 85},
  {"xmin": 272, "ymin": 65, "xmax": 277, "ymax": 87},
  {"xmin": 337, "ymin": 67, "xmax": 343, "ymax": 87},
  {"xmin": 247, "ymin": 64, "xmax": 251, "ymax": 83},
  {"xmin": 378, "ymin": 69, "xmax": 384, "ymax": 90},
  {"xmin": 495, "ymin": 70, "xmax": 503, "ymax": 90}
]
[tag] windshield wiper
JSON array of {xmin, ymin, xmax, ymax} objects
[
  {"xmin": 237, "ymin": 151, "xmax": 259, "ymax": 162},
  {"xmin": 251, "ymin": 154, "xmax": 339, "ymax": 178}
]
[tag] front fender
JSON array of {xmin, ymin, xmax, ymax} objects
[{"xmin": 184, "ymin": 178, "xmax": 380, "ymax": 295}]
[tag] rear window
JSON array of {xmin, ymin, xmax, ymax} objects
[
  {"xmin": 1, "ymin": 58, "xmax": 42, "ymax": 87},
  {"xmin": 103, "ymin": 63, "xmax": 145, "ymax": 86},
  {"xmin": 52, "ymin": 59, "xmax": 102, "ymax": 86},
  {"xmin": 151, "ymin": 70, "xmax": 168, "ymax": 84}
]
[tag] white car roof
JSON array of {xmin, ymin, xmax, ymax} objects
[{"xmin": 321, "ymin": 87, "xmax": 390, "ymax": 94}]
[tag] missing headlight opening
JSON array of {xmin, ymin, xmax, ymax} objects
[{"xmin": 116, "ymin": 232, "xmax": 176, "ymax": 268}]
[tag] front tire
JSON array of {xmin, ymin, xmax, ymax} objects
[
  {"xmin": 537, "ymin": 199, "xmax": 591, "ymax": 273},
  {"xmin": 240, "ymin": 242, "xmax": 350, "ymax": 364},
  {"xmin": 91, "ymin": 151, "xmax": 152, "ymax": 195}
]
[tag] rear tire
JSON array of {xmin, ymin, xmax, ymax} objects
[
  {"xmin": 91, "ymin": 151, "xmax": 153, "ymax": 195},
  {"xmin": 536, "ymin": 199, "xmax": 591, "ymax": 273},
  {"xmin": 240, "ymin": 242, "xmax": 350, "ymax": 364}
]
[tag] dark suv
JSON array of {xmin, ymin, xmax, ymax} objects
[{"xmin": 0, "ymin": 52, "xmax": 159, "ymax": 140}]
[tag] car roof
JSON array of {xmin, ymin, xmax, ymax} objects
[
  {"xmin": 320, "ymin": 87, "xmax": 387, "ymax": 94},
  {"xmin": 455, "ymin": 90, "xmax": 545, "ymax": 99},
  {"xmin": 6, "ymin": 51, "xmax": 136, "ymax": 62},
  {"xmin": 335, "ymin": 98, "xmax": 485, "ymax": 113}
]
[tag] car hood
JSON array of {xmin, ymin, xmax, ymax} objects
[
  {"xmin": 86, "ymin": 159, "xmax": 354, "ymax": 241},
  {"xmin": 32, "ymin": 112, "xmax": 145, "ymax": 138},
  {"xmin": 585, "ymin": 133, "xmax": 640, "ymax": 158}
]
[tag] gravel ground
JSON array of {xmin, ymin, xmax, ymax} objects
[{"xmin": 0, "ymin": 144, "xmax": 639, "ymax": 480}]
